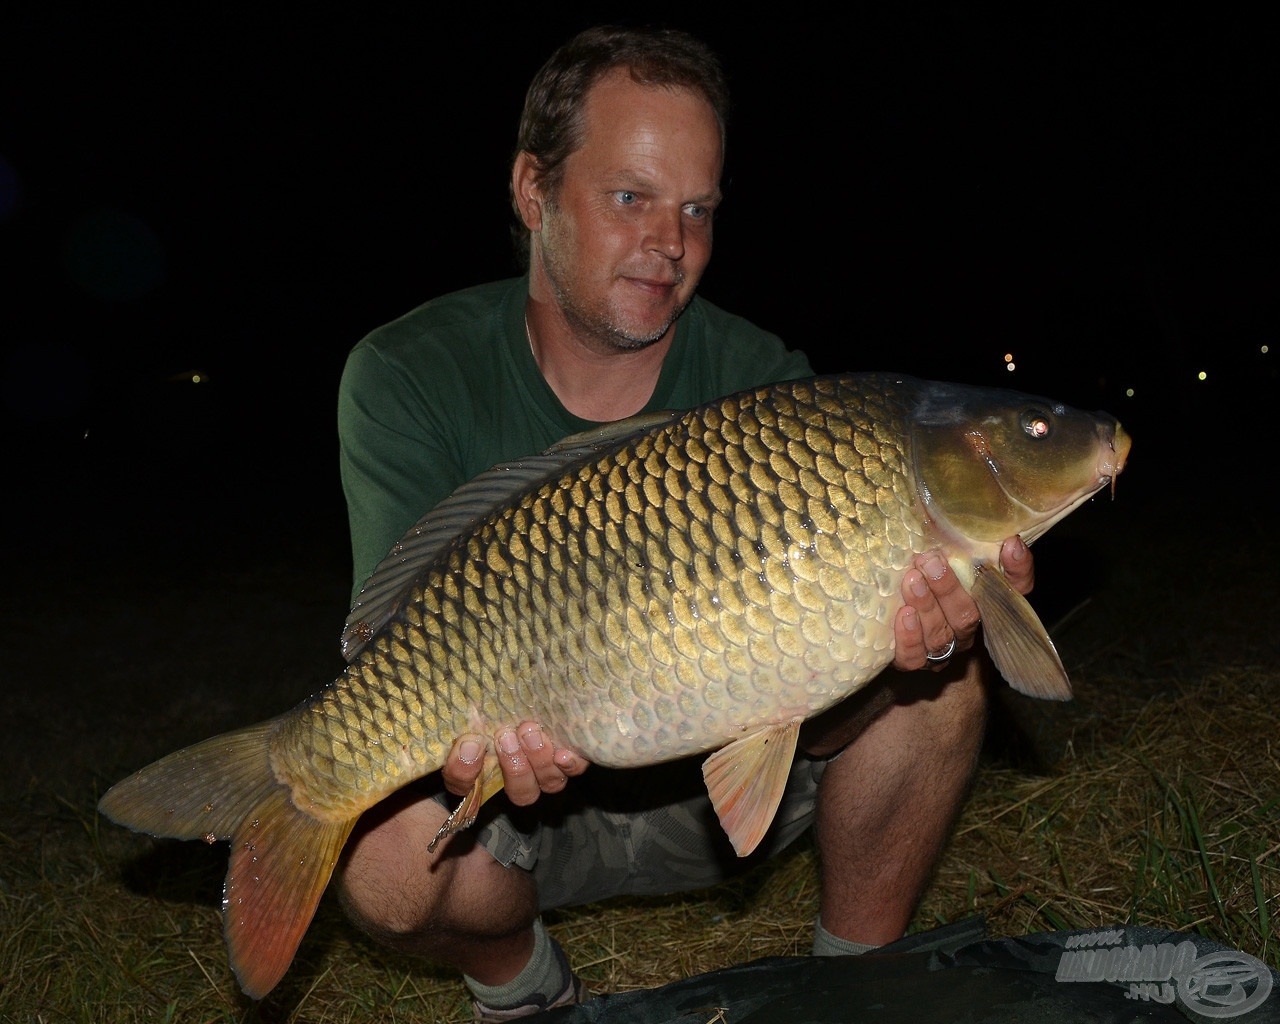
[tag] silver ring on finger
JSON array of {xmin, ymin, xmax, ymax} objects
[{"xmin": 925, "ymin": 638, "xmax": 956, "ymax": 663}]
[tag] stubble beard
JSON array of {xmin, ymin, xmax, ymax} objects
[
  {"xmin": 537, "ymin": 213, "xmax": 692, "ymax": 354},
  {"xmin": 553, "ymin": 276, "xmax": 690, "ymax": 354}
]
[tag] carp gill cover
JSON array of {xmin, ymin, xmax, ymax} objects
[{"xmin": 98, "ymin": 372, "xmax": 1131, "ymax": 998}]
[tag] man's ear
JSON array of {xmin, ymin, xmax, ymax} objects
[{"xmin": 512, "ymin": 151, "xmax": 544, "ymax": 231}]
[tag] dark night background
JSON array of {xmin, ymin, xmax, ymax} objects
[
  {"xmin": 1, "ymin": 13, "xmax": 1278, "ymax": 1014},
  {"xmin": 1, "ymin": 8, "xmax": 1275, "ymax": 601}
]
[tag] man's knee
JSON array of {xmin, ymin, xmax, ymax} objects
[
  {"xmin": 854, "ymin": 657, "xmax": 990, "ymax": 768},
  {"xmin": 885, "ymin": 658, "xmax": 990, "ymax": 784},
  {"xmin": 932, "ymin": 655, "xmax": 992, "ymax": 738},
  {"xmin": 332, "ymin": 788, "xmax": 453, "ymax": 942},
  {"xmin": 336, "ymin": 788, "xmax": 539, "ymax": 950},
  {"xmin": 337, "ymin": 869, "xmax": 431, "ymax": 942}
]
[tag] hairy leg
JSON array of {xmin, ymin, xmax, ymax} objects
[
  {"xmin": 335, "ymin": 785, "xmax": 539, "ymax": 986},
  {"xmin": 806, "ymin": 657, "xmax": 990, "ymax": 945}
]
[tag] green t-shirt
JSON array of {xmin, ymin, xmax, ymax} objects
[{"xmin": 338, "ymin": 276, "xmax": 813, "ymax": 601}]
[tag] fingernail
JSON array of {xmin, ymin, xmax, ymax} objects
[
  {"xmin": 459, "ymin": 739, "xmax": 481, "ymax": 765},
  {"xmin": 520, "ymin": 724, "xmax": 544, "ymax": 750},
  {"xmin": 1007, "ymin": 537, "xmax": 1026, "ymax": 560},
  {"xmin": 498, "ymin": 730, "xmax": 520, "ymax": 755},
  {"xmin": 923, "ymin": 554, "xmax": 946, "ymax": 580},
  {"xmin": 909, "ymin": 572, "xmax": 929, "ymax": 598},
  {"xmin": 901, "ymin": 607, "xmax": 919, "ymax": 633}
]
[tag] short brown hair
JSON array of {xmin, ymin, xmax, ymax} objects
[{"xmin": 509, "ymin": 25, "xmax": 731, "ymax": 266}]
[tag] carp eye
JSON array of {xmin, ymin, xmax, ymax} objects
[{"xmin": 1021, "ymin": 411, "xmax": 1051, "ymax": 439}]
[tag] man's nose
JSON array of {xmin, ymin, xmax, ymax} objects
[{"xmin": 644, "ymin": 207, "xmax": 685, "ymax": 260}]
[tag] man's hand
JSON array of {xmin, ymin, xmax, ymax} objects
[
  {"xmin": 442, "ymin": 723, "xmax": 589, "ymax": 806},
  {"xmin": 892, "ymin": 536, "xmax": 1034, "ymax": 671}
]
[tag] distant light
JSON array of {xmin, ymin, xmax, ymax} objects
[
  {"xmin": 1125, "ymin": 387, "xmax": 1135, "ymax": 398},
  {"xmin": 1263, "ymin": 344, "xmax": 1270, "ymax": 355},
  {"xmin": 1197, "ymin": 370, "xmax": 1208, "ymax": 381},
  {"xmin": 1005, "ymin": 362, "xmax": 1016, "ymax": 372},
  {"xmin": 191, "ymin": 374, "xmax": 202, "ymax": 383},
  {"xmin": 1003, "ymin": 353, "xmax": 1014, "ymax": 363}
]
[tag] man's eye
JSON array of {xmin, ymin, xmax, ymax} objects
[
  {"xmin": 686, "ymin": 204, "xmax": 711, "ymax": 221},
  {"xmin": 615, "ymin": 191, "xmax": 638, "ymax": 205}
]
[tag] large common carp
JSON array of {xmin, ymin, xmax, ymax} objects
[{"xmin": 98, "ymin": 372, "xmax": 1130, "ymax": 998}]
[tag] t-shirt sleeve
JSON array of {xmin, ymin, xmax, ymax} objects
[{"xmin": 337, "ymin": 343, "xmax": 468, "ymax": 604}]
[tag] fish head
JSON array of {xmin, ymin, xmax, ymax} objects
[{"xmin": 907, "ymin": 379, "xmax": 1131, "ymax": 553}]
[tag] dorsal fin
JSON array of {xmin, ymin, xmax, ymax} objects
[{"xmin": 340, "ymin": 410, "xmax": 682, "ymax": 662}]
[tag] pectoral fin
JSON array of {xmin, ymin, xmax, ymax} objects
[
  {"xmin": 972, "ymin": 563, "xmax": 1072, "ymax": 701},
  {"xmin": 702, "ymin": 717, "xmax": 803, "ymax": 857},
  {"xmin": 428, "ymin": 754, "xmax": 504, "ymax": 853}
]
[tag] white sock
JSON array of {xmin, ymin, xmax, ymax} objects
[
  {"xmin": 463, "ymin": 917, "xmax": 570, "ymax": 1010},
  {"xmin": 811, "ymin": 916, "xmax": 882, "ymax": 956}
]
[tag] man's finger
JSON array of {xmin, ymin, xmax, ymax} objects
[
  {"xmin": 919, "ymin": 552, "xmax": 980, "ymax": 643},
  {"xmin": 441, "ymin": 733, "xmax": 486, "ymax": 797},
  {"xmin": 519, "ymin": 724, "xmax": 569, "ymax": 794},
  {"xmin": 892, "ymin": 603, "xmax": 929, "ymax": 672},
  {"xmin": 1001, "ymin": 536, "xmax": 1034, "ymax": 595}
]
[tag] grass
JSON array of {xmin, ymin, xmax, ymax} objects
[
  {"xmin": 3, "ymin": 457, "xmax": 1277, "ymax": 1021},
  {"xmin": 930, "ymin": 669, "xmax": 1279, "ymax": 957},
  {"xmin": 5, "ymin": 663, "xmax": 1275, "ymax": 1022}
]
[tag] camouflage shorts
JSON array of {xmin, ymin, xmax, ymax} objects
[{"xmin": 446, "ymin": 753, "xmax": 827, "ymax": 911}]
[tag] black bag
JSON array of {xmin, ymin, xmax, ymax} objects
[{"xmin": 543, "ymin": 917, "xmax": 1278, "ymax": 1024}]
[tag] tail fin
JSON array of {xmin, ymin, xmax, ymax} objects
[{"xmin": 98, "ymin": 718, "xmax": 357, "ymax": 999}]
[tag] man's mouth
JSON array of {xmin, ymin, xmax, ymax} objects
[{"xmin": 622, "ymin": 270, "xmax": 684, "ymax": 292}]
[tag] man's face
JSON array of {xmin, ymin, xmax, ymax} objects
[{"xmin": 533, "ymin": 69, "xmax": 723, "ymax": 351}]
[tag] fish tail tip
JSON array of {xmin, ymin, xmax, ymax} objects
[
  {"xmin": 97, "ymin": 719, "xmax": 283, "ymax": 840},
  {"xmin": 98, "ymin": 718, "xmax": 359, "ymax": 996},
  {"xmin": 221, "ymin": 790, "xmax": 358, "ymax": 999}
]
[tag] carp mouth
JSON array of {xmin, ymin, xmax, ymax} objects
[
  {"xmin": 1018, "ymin": 418, "xmax": 1131, "ymax": 546},
  {"xmin": 1103, "ymin": 421, "xmax": 1132, "ymax": 498}
]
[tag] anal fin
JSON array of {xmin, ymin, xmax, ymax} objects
[
  {"xmin": 428, "ymin": 753, "xmax": 504, "ymax": 853},
  {"xmin": 972, "ymin": 563, "xmax": 1073, "ymax": 701},
  {"xmin": 702, "ymin": 717, "xmax": 803, "ymax": 857}
]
